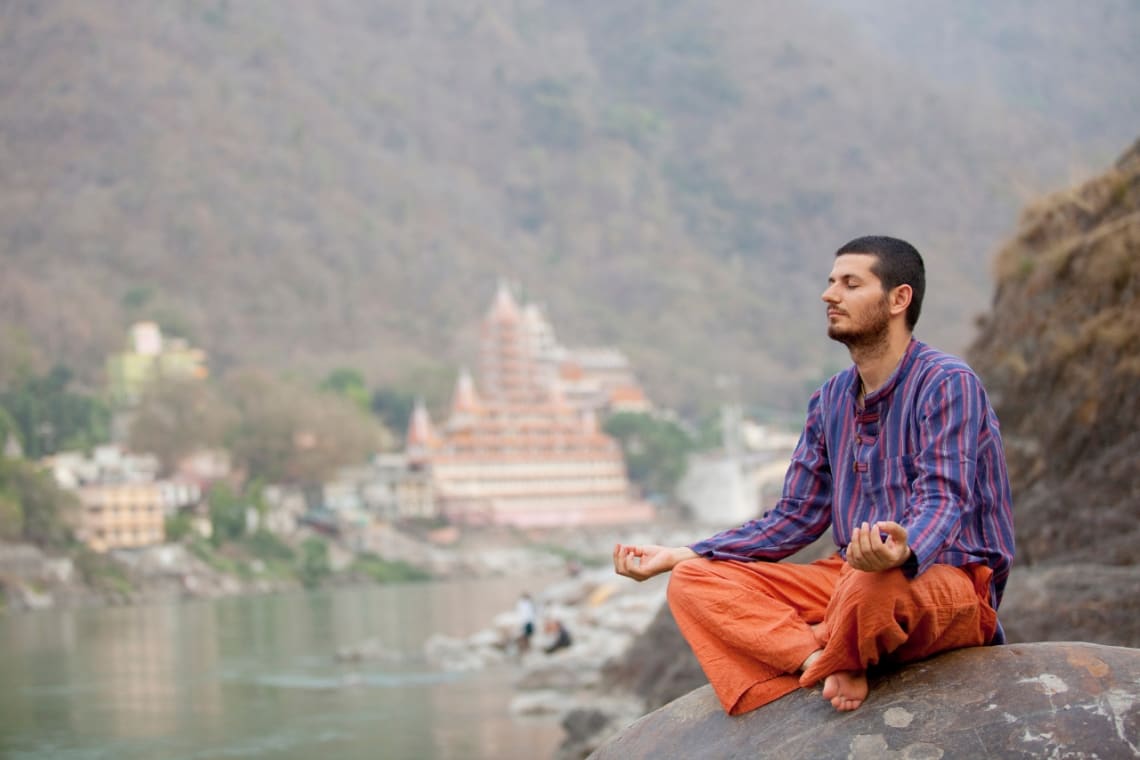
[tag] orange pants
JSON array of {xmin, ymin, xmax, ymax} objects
[{"xmin": 666, "ymin": 554, "xmax": 998, "ymax": 715}]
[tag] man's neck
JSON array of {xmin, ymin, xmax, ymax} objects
[{"xmin": 852, "ymin": 331, "xmax": 912, "ymax": 395}]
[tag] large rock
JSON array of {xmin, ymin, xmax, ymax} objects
[
  {"xmin": 1000, "ymin": 564, "xmax": 1140, "ymax": 648},
  {"xmin": 589, "ymin": 642, "xmax": 1140, "ymax": 759},
  {"xmin": 967, "ymin": 136, "xmax": 1140, "ymax": 567}
]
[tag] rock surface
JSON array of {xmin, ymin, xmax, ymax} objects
[
  {"xmin": 968, "ymin": 136, "xmax": 1140, "ymax": 569},
  {"xmin": 589, "ymin": 642, "xmax": 1140, "ymax": 760}
]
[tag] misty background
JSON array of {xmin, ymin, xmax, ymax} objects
[{"xmin": 2, "ymin": 0, "xmax": 1137, "ymax": 418}]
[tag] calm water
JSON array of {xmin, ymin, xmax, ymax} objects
[{"xmin": 0, "ymin": 577, "xmax": 565, "ymax": 760}]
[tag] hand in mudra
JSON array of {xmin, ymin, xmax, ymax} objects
[
  {"xmin": 846, "ymin": 520, "xmax": 911, "ymax": 572},
  {"xmin": 612, "ymin": 543, "xmax": 697, "ymax": 581}
]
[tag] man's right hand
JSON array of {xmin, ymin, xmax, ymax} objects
[{"xmin": 613, "ymin": 544, "xmax": 698, "ymax": 582}]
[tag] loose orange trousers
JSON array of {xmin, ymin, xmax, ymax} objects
[{"xmin": 666, "ymin": 554, "xmax": 998, "ymax": 715}]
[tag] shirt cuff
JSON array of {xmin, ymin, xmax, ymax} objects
[{"xmin": 900, "ymin": 545, "xmax": 920, "ymax": 578}]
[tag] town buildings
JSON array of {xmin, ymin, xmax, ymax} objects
[
  {"xmin": 404, "ymin": 284, "xmax": 654, "ymax": 527},
  {"xmin": 48, "ymin": 445, "xmax": 216, "ymax": 553}
]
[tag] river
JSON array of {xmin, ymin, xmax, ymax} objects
[{"xmin": 0, "ymin": 576, "xmax": 566, "ymax": 760}]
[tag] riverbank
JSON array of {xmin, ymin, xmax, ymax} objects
[
  {"xmin": 2, "ymin": 521, "xmax": 711, "ymax": 758},
  {"xmin": 0, "ymin": 520, "xmax": 706, "ymax": 615}
]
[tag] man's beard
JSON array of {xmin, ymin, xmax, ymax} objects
[{"xmin": 828, "ymin": 297, "xmax": 891, "ymax": 351}]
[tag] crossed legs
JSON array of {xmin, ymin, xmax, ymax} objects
[{"xmin": 667, "ymin": 555, "xmax": 996, "ymax": 715}]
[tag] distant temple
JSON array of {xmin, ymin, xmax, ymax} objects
[{"xmin": 405, "ymin": 283, "xmax": 654, "ymax": 527}]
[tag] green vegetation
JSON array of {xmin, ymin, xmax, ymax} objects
[
  {"xmin": 0, "ymin": 457, "xmax": 78, "ymax": 548},
  {"xmin": 603, "ymin": 412, "xmax": 699, "ymax": 499},
  {"xmin": 0, "ymin": 366, "xmax": 110, "ymax": 459},
  {"xmin": 74, "ymin": 546, "xmax": 134, "ymax": 596},
  {"xmin": 350, "ymin": 552, "xmax": 431, "ymax": 583},
  {"xmin": 297, "ymin": 537, "xmax": 331, "ymax": 589},
  {"xmin": 243, "ymin": 529, "xmax": 295, "ymax": 564},
  {"xmin": 320, "ymin": 368, "xmax": 372, "ymax": 412},
  {"xmin": 370, "ymin": 387, "xmax": 416, "ymax": 443},
  {"xmin": 185, "ymin": 529, "xmax": 426, "ymax": 589},
  {"xmin": 208, "ymin": 482, "xmax": 249, "ymax": 545},
  {"xmin": 164, "ymin": 511, "xmax": 196, "ymax": 542},
  {"xmin": 187, "ymin": 537, "xmax": 244, "ymax": 577}
]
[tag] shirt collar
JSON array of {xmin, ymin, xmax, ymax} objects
[{"xmin": 851, "ymin": 337, "xmax": 921, "ymax": 406}]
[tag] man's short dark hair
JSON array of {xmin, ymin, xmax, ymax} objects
[{"xmin": 835, "ymin": 235, "xmax": 926, "ymax": 331}]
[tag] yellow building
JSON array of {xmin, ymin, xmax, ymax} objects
[
  {"xmin": 106, "ymin": 322, "xmax": 208, "ymax": 407},
  {"xmin": 76, "ymin": 483, "xmax": 166, "ymax": 552}
]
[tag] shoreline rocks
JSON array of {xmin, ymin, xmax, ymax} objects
[{"xmin": 418, "ymin": 564, "xmax": 672, "ymax": 753}]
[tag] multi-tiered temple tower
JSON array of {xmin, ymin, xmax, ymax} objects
[{"xmin": 406, "ymin": 283, "xmax": 654, "ymax": 527}]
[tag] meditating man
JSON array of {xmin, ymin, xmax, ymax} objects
[{"xmin": 614, "ymin": 236, "xmax": 1014, "ymax": 713}]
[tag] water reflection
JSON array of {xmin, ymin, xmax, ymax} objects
[{"xmin": 0, "ymin": 577, "xmax": 563, "ymax": 760}]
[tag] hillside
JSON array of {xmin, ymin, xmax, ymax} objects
[
  {"xmin": 968, "ymin": 137, "xmax": 1140, "ymax": 567},
  {"xmin": 1, "ymin": 1, "xmax": 1135, "ymax": 412}
]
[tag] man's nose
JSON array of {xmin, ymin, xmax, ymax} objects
[{"xmin": 821, "ymin": 285, "xmax": 838, "ymax": 303}]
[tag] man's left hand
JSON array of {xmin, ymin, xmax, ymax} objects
[{"xmin": 846, "ymin": 520, "xmax": 911, "ymax": 572}]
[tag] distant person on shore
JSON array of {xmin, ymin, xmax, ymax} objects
[
  {"xmin": 542, "ymin": 618, "xmax": 573, "ymax": 655},
  {"xmin": 613, "ymin": 236, "xmax": 1014, "ymax": 714},
  {"xmin": 516, "ymin": 593, "xmax": 536, "ymax": 654}
]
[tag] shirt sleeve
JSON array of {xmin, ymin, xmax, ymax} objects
[
  {"xmin": 904, "ymin": 370, "xmax": 984, "ymax": 576},
  {"xmin": 689, "ymin": 388, "xmax": 834, "ymax": 561}
]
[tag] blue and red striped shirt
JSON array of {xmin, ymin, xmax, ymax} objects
[{"xmin": 690, "ymin": 338, "xmax": 1015, "ymax": 611}]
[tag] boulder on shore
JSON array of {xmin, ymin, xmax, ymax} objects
[{"xmin": 588, "ymin": 642, "xmax": 1140, "ymax": 760}]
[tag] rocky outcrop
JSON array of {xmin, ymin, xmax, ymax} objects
[
  {"xmin": 997, "ymin": 564, "xmax": 1140, "ymax": 649},
  {"xmin": 966, "ymin": 136, "xmax": 1140, "ymax": 648},
  {"xmin": 968, "ymin": 136, "xmax": 1140, "ymax": 568},
  {"xmin": 589, "ymin": 642, "xmax": 1140, "ymax": 760}
]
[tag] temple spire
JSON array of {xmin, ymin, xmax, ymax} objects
[
  {"xmin": 451, "ymin": 367, "xmax": 481, "ymax": 416},
  {"xmin": 406, "ymin": 398, "xmax": 437, "ymax": 461}
]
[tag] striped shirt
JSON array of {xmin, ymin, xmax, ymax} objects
[{"xmin": 690, "ymin": 338, "xmax": 1015, "ymax": 612}]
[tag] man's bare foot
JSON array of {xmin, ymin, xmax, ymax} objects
[
  {"xmin": 821, "ymin": 671, "xmax": 868, "ymax": 712},
  {"xmin": 809, "ymin": 622, "xmax": 827, "ymax": 646}
]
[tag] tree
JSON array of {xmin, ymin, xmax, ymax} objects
[
  {"xmin": 0, "ymin": 406, "xmax": 21, "ymax": 455},
  {"xmin": 129, "ymin": 378, "xmax": 231, "ymax": 474},
  {"xmin": 223, "ymin": 369, "xmax": 386, "ymax": 485},
  {"xmin": 297, "ymin": 537, "xmax": 331, "ymax": 588},
  {"xmin": 370, "ymin": 387, "xmax": 415, "ymax": 441},
  {"xmin": 370, "ymin": 366, "xmax": 456, "ymax": 444},
  {"xmin": 603, "ymin": 412, "xmax": 696, "ymax": 499},
  {"xmin": 0, "ymin": 457, "xmax": 78, "ymax": 548},
  {"xmin": 0, "ymin": 491, "xmax": 22, "ymax": 541},
  {"xmin": 0, "ymin": 325, "xmax": 46, "ymax": 391},
  {"xmin": 320, "ymin": 367, "xmax": 371, "ymax": 412},
  {"xmin": 0, "ymin": 366, "xmax": 110, "ymax": 459},
  {"xmin": 208, "ymin": 482, "xmax": 247, "ymax": 545}
]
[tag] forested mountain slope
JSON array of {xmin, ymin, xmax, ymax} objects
[{"xmin": 2, "ymin": 1, "xmax": 1135, "ymax": 411}]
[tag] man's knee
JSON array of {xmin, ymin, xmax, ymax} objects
[{"xmin": 833, "ymin": 567, "xmax": 908, "ymax": 608}]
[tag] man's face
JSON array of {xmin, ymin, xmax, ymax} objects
[{"xmin": 822, "ymin": 253, "xmax": 891, "ymax": 348}]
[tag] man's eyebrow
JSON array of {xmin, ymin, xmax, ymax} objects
[{"xmin": 827, "ymin": 273, "xmax": 863, "ymax": 283}]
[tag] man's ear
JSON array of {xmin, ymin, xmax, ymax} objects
[{"xmin": 890, "ymin": 284, "xmax": 912, "ymax": 317}]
